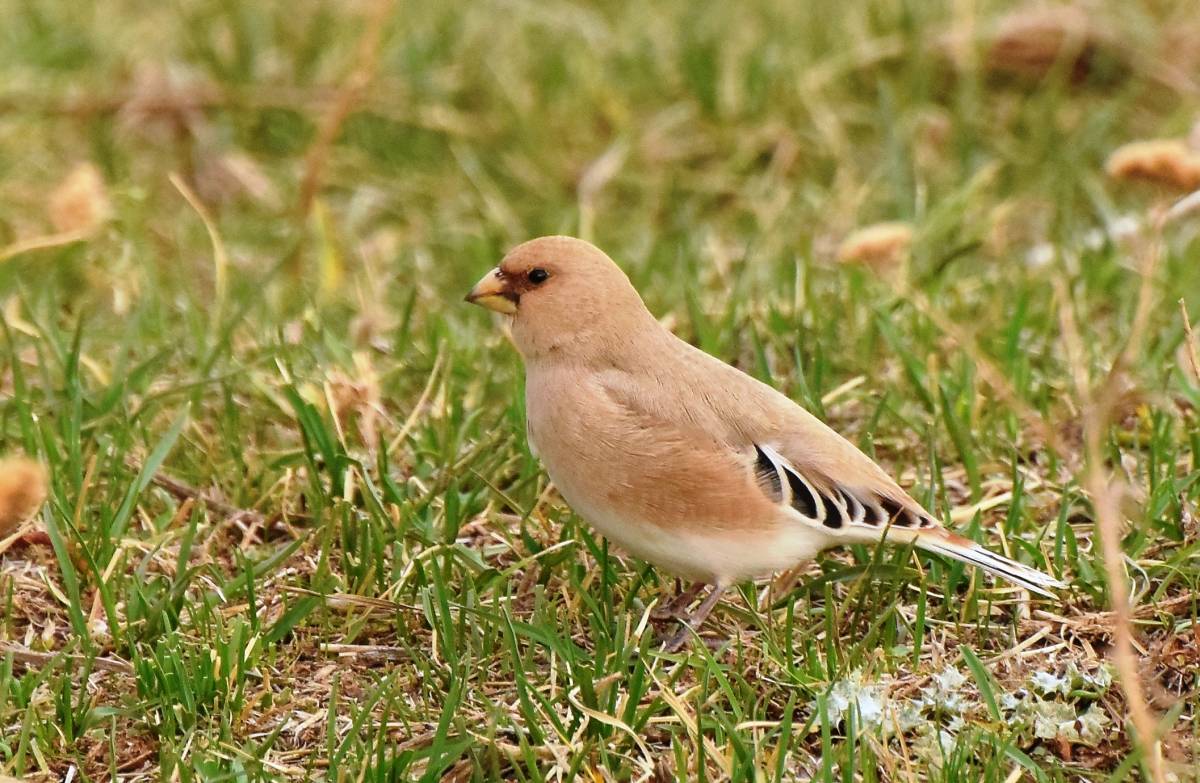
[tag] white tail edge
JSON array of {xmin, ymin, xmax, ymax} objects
[{"xmin": 912, "ymin": 529, "xmax": 1065, "ymax": 599}]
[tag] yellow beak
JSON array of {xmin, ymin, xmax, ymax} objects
[{"xmin": 464, "ymin": 268, "xmax": 518, "ymax": 315}]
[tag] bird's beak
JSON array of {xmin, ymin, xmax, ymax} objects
[{"xmin": 464, "ymin": 268, "xmax": 518, "ymax": 315}]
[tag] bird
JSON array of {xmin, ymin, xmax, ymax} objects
[{"xmin": 466, "ymin": 235, "xmax": 1065, "ymax": 651}]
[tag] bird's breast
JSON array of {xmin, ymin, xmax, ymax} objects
[{"xmin": 522, "ymin": 367, "xmax": 828, "ymax": 582}]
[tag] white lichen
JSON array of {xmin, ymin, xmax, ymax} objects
[
  {"xmin": 1031, "ymin": 669, "xmax": 1069, "ymax": 696},
  {"xmin": 822, "ymin": 670, "xmax": 890, "ymax": 730}
]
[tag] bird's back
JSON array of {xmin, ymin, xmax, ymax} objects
[{"xmin": 607, "ymin": 329, "xmax": 918, "ymax": 514}]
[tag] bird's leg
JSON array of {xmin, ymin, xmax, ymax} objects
[
  {"xmin": 661, "ymin": 583, "xmax": 727, "ymax": 652},
  {"xmin": 651, "ymin": 580, "xmax": 706, "ymax": 620}
]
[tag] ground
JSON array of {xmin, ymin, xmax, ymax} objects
[{"xmin": 0, "ymin": 0, "xmax": 1198, "ymax": 780}]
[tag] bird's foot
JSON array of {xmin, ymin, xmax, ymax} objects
[
  {"xmin": 660, "ymin": 624, "xmax": 693, "ymax": 653},
  {"xmin": 658, "ymin": 583, "xmax": 726, "ymax": 653},
  {"xmin": 651, "ymin": 581, "xmax": 705, "ymax": 621}
]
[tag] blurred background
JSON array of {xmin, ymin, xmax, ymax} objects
[
  {"xmin": 3, "ymin": 0, "xmax": 1197, "ymax": 312},
  {"xmin": 2, "ymin": 0, "xmax": 1199, "ymax": 780}
]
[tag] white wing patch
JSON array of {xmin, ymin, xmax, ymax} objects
[
  {"xmin": 753, "ymin": 444, "xmax": 937, "ymax": 533},
  {"xmin": 751, "ymin": 447, "xmax": 1064, "ymax": 597}
]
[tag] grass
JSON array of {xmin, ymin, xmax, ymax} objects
[{"xmin": 1, "ymin": 0, "xmax": 1199, "ymax": 779}]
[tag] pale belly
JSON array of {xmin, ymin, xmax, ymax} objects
[{"xmin": 552, "ymin": 476, "xmax": 828, "ymax": 584}]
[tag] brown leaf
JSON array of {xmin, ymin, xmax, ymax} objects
[
  {"xmin": 0, "ymin": 457, "xmax": 48, "ymax": 538},
  {"xmin": 1106, "ymin": 139, "xmax": 1200, "ymax": 191},
  {"xmin": 837, "ymin": 222, "xmax": 913, "ymax": 268},
  {"xmin": 48, "ymin": 162, "xmax": 111, "ymax": 236},
  {"xmin": 983, "ymin": 5, "xmax": 1115, "ymax": 83}
]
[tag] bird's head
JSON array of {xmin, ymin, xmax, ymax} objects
[{"xmin": 465, "ymin": 235, "xmax": 655, "ymax": 361}]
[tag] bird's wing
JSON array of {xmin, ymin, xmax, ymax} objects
[
  {"xmin": 760, "ymin": 411, "xmax": 1066, "ymax": 597},
  {"xmin": 750, "ymin": 441, "xmax": 939, "ymax": 535},
  {"xmin": 598, "ymin": 350, "xmax": 1064, "ymax": 596},
  {"xmin": 595, "ymin": 366, "xmax": 923, "ymax": 540},
  {"xmin": 604, "ymin": 340, "xmax": 942, "ymax": 535}
]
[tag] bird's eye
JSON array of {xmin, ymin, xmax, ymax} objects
[{"xmin": 527, "ymin": 268, "xmax": 549, "ymax": 284}]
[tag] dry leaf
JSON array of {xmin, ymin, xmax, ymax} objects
[
  {"xmin": 983, "ymin": 5, "xmax": 1113, "ymax": 82},
  {"xmin": 48, "ymin": 162, "xmax": 112, "ymax": 235},
  {"xmin": 837, "ymin": 222, "xmax": 913, "ymax": 268},
  {"xmin": 0, "ymin": 457, "xmax": 48, "ymax": 538},
  {"xmin": 1106, "ymin": 139, "xmax": 1200, "ymax": 191}
]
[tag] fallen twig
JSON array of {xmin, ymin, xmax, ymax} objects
[
  {"xmin": 142, "ymin": 465, "xmax": 263, "ymax": 524},
  {"xmin": 0, "ymin": 641, "xmax": 133, "ymax": 675}
]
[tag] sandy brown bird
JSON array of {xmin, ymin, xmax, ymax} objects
[{"xmin": 466, "ymin": 236, "xmax": 1064, "ymax": 651}]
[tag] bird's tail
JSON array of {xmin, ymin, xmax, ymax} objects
[{"xmin": 907, "ymin": 528, "xmax": 1065, "ymax": 598}]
